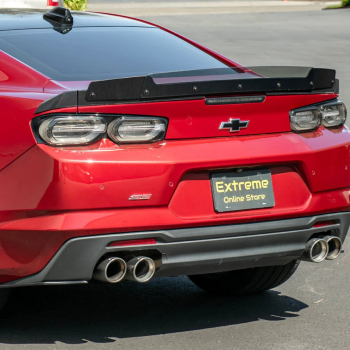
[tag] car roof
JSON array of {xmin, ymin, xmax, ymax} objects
[{"xmin": 0, "ymin": 9, "xmax": 154, "ymax": 31}]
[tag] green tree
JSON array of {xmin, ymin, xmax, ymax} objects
[
  {"xmin": 64, "ymin": 0, "xmax": 88, "ymax": 11},
  {"xmin": 342, "ymin": 0, "xmax": 350, "ymax": 6}
]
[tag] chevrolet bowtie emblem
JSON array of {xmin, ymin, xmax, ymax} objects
[{"xmin": 219, "ymin": 119, "xmax": 250, "ymax": 133}]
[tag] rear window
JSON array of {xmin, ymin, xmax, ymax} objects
[{"xmin": 0, "ymin": 27, "xmax": 228, "ymax": 81}]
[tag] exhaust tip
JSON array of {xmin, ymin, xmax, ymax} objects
[
  {"xmin": 105, "ymin": 257, "xmax": 127, "ymax": 283},
  {"xmin": 304, "ymin": 238, "xmax": 328, "ymax": 263},
  {"xmin": 93, "ymin": 257, "xmax": 127, "ymax": 283},
  {"xmin": 323, "ymin": 236, "xmax": 342, "ymax": 260},
  {"xmin": 126, "ymin": 256, "xmax": 156, "ymax": 283}
]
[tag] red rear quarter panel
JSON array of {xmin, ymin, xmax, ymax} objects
[{"xmin": 0, "ymin": 51, "xmax": 52, "ymax": 170}]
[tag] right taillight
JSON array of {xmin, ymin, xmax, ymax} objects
[
  {"xmin": 290, "ymin": 100, "xmax": 347, "ymax": 132},
  {"xmin": 320, "ymin": 101, "xmax": 347, "ymax": 128},
  {"xmin": 290, "ymin": 107, "xmax": 321, "ymax": 132}
]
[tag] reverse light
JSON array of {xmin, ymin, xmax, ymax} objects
[
  {"xmin": 38, "ymin": 116, "xmax": 106, "ymax": 146},
  {"xmin": 290, "ymin": 107, "xmax": 321, "ymax": 132},
  {"xmin": 321, "ymin": 101, "xmax": 347, "ymax": 128},
  {"xmin": 107, "ymin": 117, "xmax": 167, "ymax": 143}
]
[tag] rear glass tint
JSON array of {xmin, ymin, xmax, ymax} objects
[{"xmin": 0, "ymin": 27, "xmax": 229, "ymax": 81}]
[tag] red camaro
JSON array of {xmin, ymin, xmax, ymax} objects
[{"xmin": 0, "ymin": 7, "xmax": 348, "ymax": 300}]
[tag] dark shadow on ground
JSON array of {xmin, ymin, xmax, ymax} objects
[{"xmin": 0, "ymin": 276, "xmax": 308, "ymax": 345}]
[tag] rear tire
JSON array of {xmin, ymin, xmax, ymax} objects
[{"xmin": 188, "ymin": 260, "xmax": 300, "ymax": 296}]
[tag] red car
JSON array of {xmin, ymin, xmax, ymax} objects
[{"xmin": 0, "ymin": 7, "xmax": 348, "ymax": 302}]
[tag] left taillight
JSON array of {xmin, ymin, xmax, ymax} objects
[
  {"xmin": 107, "ymin": 117, "xmax": 167, "ymax": 144},
  {"xmin": 33, "ymin": 115, "xmax": 168, "ymax": 146},
  {"xmin": 38, "ymin": 116, "xmax": 107, "ymax": 146}
]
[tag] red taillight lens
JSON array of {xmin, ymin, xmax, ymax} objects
[{"xmin": 108, "ymin": 238, "xmax": 157, "ymax": 247}]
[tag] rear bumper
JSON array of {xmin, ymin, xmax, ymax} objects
[
  {"xmin": 1, "ymin": 126, "xmax": 350, "ymax": 284},
  {"xmin": 2, "ymin": 212, "xmax": 350, "ymax": 288}
]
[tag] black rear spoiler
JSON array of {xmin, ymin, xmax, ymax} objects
[{"xmin": 36, "ymin": 67, "xmax": 338, "ymax": 114}]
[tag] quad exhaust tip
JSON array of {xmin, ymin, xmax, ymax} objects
[
  {"xmin": 322, "ymin": 235, "xmax": 342, "ymax": 260},
  {"xmin": 303, "ymin": 238, "xmax": 329, "ymax": 263},
  {"xmin": 303, "ymin": 236, "xmax": 343, "ymax": 263},
  {"xmin": 125, "ymin": 256, "xmax": 156, "ymax": 283},
  {"xmin": 93, "ymin": 256, "xmax": 156, "ymax": 284},
  {"xmin": 93, "ymin": 257, "xmax": 127, "ymax": 283}
]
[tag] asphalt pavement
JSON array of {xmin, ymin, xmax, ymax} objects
[
  {"xmin": 1, "ymin": 6, "xmax": 350, "ymax": 350},
  {"xmin": 87, "ymin": 0, "xmax": 340, "ymax": 16}
]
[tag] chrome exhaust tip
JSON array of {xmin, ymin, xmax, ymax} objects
[
  {"xmin": 126, "ymin": 256, "xmax": 156, "ymax": 283},
  {"xmin": 322, "ymin": 236, "xmax": 342, "ymax": 260},
  {"xmin": 302, "ymin": 238, "xmax": 328, "ymax": 263},
  {"xmin": 93, "ymin": 257, "xmax": 127, "ymax": 283}
]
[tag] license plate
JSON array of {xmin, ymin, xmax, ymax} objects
[{"xmin": 211, "ymin": 169, "xmax": 275, "ymax": 213}]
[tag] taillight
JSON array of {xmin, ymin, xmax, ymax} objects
[
  {"xmin": 38, "ymin": 116, "xmax": 106, "ymax": 146},
  {"xmin": 290, "ymin": 107, "xmax": 321, "ymax": 132},
  {"xmin": 290, "ymin": 100, "xmax": 347, "ymax": 132},
  {"xmin": 107, "ymin": 117, "xmax": 167, "ymax": 144},
  {"xmin": 33, "ymin": 115, "xmax": 168, "ymax": 146},
  {"xmin": 320, "ymin": 101, "xmax": 347, "ymax": 128}
]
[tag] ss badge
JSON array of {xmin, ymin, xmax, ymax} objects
[{"xmin": 129, "ymin": 194, "xmax": 152, "ymax": 201}]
